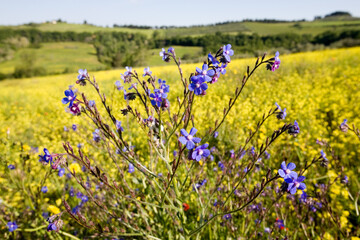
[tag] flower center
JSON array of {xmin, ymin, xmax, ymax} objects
[
  {"xmin": 285, "ymin": 169, "xmax": 291, "ymax": 174},
  {"xmin": 202, "ymin": 70, "xmax": 207, "ymax": 75},
  {"xmin": 295, "ymin": 182, "xmax": 300, "ymax": 188},
  {"xmin": 199, "ymin": 150, "xmax": 203, "ymax": 155},
  {"xmin": 196, "ymin": 83, "xmax": 200, "ymax": 88},
  {"xmin": 187, "ymin": 135, "xmax": 193, "ymax": 141}
]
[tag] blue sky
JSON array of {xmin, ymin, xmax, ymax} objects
[{"xmin": 1, "ymin": 0, "xmax": 359, "ymax": 26}]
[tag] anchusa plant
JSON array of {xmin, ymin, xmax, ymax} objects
[{"xmin": 25, "ymin": 44, "xmax": 359, "ymax": 239}]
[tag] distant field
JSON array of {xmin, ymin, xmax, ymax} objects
[
  {"xmin": 2, "ymin": 19, "xmax": 360, "ymax": 38},
  {"xmin": 147, "ymin": 46, "xmax": 203, "ymax": 66},
  {"xmin": 0, "ymin": 42, "xmax": 107, "ymax": 75}
]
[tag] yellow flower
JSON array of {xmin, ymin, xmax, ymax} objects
[
  {"xmin": 48, "ymin": 205, "xmax": 60, "ymax": 214},
  {"xmin": 69, "ymin": 163, "xmax": 81, "ymax": 173}
]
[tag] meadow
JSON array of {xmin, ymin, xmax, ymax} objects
[{"xmin": 0, "ymin": 47, "xmax": 359, "ymax": 239}]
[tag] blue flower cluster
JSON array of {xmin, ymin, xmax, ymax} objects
[
  {"xmin": 178, "ymin": 127, "xmax": 211, "ymax": 162},
  {"xmin": 150, "ymin": 79, "xmax": 170, "ymax": 108},
  {"xmin": 278, "ymin": 161, "xmax": 306, "ymax": 194}
]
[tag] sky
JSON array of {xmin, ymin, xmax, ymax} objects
[{"xmin": 1, "ymin": 0, "xmax": 359, "ymax": 27}]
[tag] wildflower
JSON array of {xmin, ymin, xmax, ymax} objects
[
  {"xmin": 41, "ymin": 186, "xmax": 48, "ymax": 193},
  {"xmin": 275, "ymin": 218, "xmax": 285, "ymax": 230},
  {"xmin": 188, "ymin": 75, "xmax": 208, "ymax": 95},
  {"xmin": 121, "ymin": 66, "xmax": 132, "ymax": 83},
  {"xmin": 339, "ymin": 119, "xmax": 348, "ymax": 132},
  {"xmin": 182, "ymin": 203, "xmax": 190, "ymax": 211},
  {"xmin": 218, "ymin": 63, "xmax": 227, "ymax": 75},
  {"xmin": 300, "ymin": 191, "xmax": 307, "ymax": 203},
  {"xmin": 222, "ymin": 214, "xmax": 232, "ymax": 220},
  {"xmin": 69, "ymin": 187, "xmax": 74, "ymax": 197},
  {"xmin": 58, "ymin": 167, "xmax": 65, "ymax": 177},
  {"xmin": 191, "ymin": 143, "xmax": 211, "ymax": 161},
  {"xmin": 150, "ymin": 92, "xmax": 163, "ymax": 107},
  {"xmin": 128, "ymin": 163, "xmax": 135, "ymax": 173},
  {"xmin": 193, "ymin": 179, "xmax": 207, "ymax": 190},
  {"xmin": 155, "ymin": 80, "xmax": 170, "ymax": 98},
  {"xmin": 115, "ymin": 81, "xmax": 123, "ymax": 91},
  {"xmin": 8, "ymin": 164, "xmax": 15, "ymax": 170},
  {"xmin": 342, "ymin": 175, "xmax": 349, "ymax": 184},
  {"xmin": 72, "ymin": 124, "xmax": 77, "ymax": 131},
  {"xmin": 116, "ymin": 120, "xmax": 124, "ymax": 132},
  {"xmin": 275, "ymin": 102, "xmax": 286, "ymax": 120},
  {"xmin": 64, "ymin": 126, "xmax": 68, "ymax": 132},
  {"xmin": 218, "ymin": 161, "xmax": 225, "ymax": 171},
  {"xmin": 196, "ymin": 63, "xmax": 215, "ymax": 82},
  {"xmin": 81, "ymin": 195, "xmax": 89, "ymax": 203},
  {"xmin": 69, "ymin": 102, "xmax": 81, "ymax": 116},
  {"xmin": 168, "ymin": 47, "xmax": 175, "ymax": 54},
  {"xmin": 93, "ymin": 129, "xmax": 101, "ymax": 142},
  {"xmin": 143, "ymin": 67, "xmax": 152, "ymax": 77},
  {"xmin": 61, "ymin": 89, "xmax": 77, "ymax": 107},
  {"xmin": 159, "ymin": 48, "xmax": 170, "ymax": 62},
  {"xmin": 47, "ymin": 223, "xmax": 57, "ymax": 231},
  {"xmin": 178, "ymin": 127, "xmax": 201, "ymax": 150},
  {"xmin": 76, "ymin": 69, "xmax": 88, "ymax": 85},
  {"xmin": 222, "ymin": 44, "xmax": 234, "ymax": 62},
  {"xmin": 271, "ymin": 52, "xmax": 281, "ymax": 71},
  {"xmin": 208, "ymin": 53, "xmax": 219, "ymax": 67},
  {"xmin": 214, "ymin": 131, "xmax": 219, "ymax": 138},
  {"xmin": 173, "ymin": 150, "xmax": 177, "ymax": 157},
  {"xmin": 39, "ymin": 148, "xmax": 53, "ymax": 165},
  {"xmin": 264, "ymin": 151, "xmax": 270, "ymax": 159},
  {"xmin": 288, "ymin": 120, "xmax": 300, "ymax": 136},
  {"xmin": 249, "ymin": 147, "xmax": 256, "ymax": 157},
  {"xmin": 264, "ymin": 227, "xmax": 271, "ymax": 233},
  {"xmin": 7, "ymin": 221, "xmax": 18, "ymax": 232},
  {"xmin": 278, "ymin": 161, "xmax": 297, "ymax": 180},
  {"xmin": 286, "ymin": 174, "xmax": 306, "ymax": 194}
]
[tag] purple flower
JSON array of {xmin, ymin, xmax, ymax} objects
[
  {"xmin": 64, "ymin": 126, "xmax": 68, "ymax": 132},
  {"xmin": 300, "ymin": 191, "xmax": 307, "ymax": 203},
  {"xmin": 116, "ymin": 120, "xmax": 124, "ymax": 132},
  {"xmin": 342, "ymin": 175, "xmax": 349, "ymax": 184},
  {"xmin": 121, "ymin": 66, "xmax": 132, "ymax": 83},
  {"xmin": 81, "ymin": 195, "xmax": 89, "ymax": 203},
  {"xmin": 196, "ymin": 63, "xmax": 215, "ymax": 82},
  {"xmin": 150, "ymin": 92, "xmax": 163, "ymax": 107},
  {"xmin": 178, "ymin": 127, "xmax": 201, "ymax": 150},
  {"xmin": 41, "ymin": 186, "xmax": 48, "ymax": 193},
  {"xmin": 62, "ymin": 89, "xmax": 77, "ymax": 107},
  {"xmin": 340, "ymin": 119, "xmax": 348, "ymax": 132},
  {"xmin": 69, "ymin": 187, "xmax": 74, "ymax": 197},
  {"xmin": 288, "ymin": 120, "xmax": 300, "ymax": 136},
  {"xmin": 39, "ymin": 148, "xmax": 53, "ymax": 165},
  {"xmin": 72, "ymin": 124, "xmax": 77, "ymax": 131},
  {"xmin": 278, "ymin": 161, "xmax": 297, "ymax": 180},
  {"xmin": 191, "ymin": 143, "xmax": 211, "ymax": 161},
  {"xmin": 218, "ymin": 63, "xmax": 227, "ymax": 75},
  {"xmin": 213, "ymin": 131, "xmax": 219, "ymax": 138},
  {"xmin": 115, "ymin": 81, "xmax": 124, "ymax": 91},
  {"xmin": 128, "ymin": 163, "xmax": 135, "ymax": 173},
  {"xmin": 286, "ymin": 174, "xmax": 306, "ymax": 194},
  {"xmin": 222, "ymin": 214, "xmax": 232, "ymax": 220},
  {"xmin": 275, "ymin": 102, "xmax": 286, "ymax": 120},
  {"xmin": 88, "ymin": 100, "xmax": 95, "ymax": 107},
  {"xmin": 159, "ymin": 48, "xmax": 170, "ymax": 62},
  {"xmin": 264, "ymin": 151, "xmax": 270, "ymax": 159},
  {"xmin": 223, "ymin": 44, "xmax": 234, "ymax": 62},
  {"xmin": 8, "ymin": 164, "xmax": 15, "ymax": 170},
  {"xmin": 7, "ymin": 221, "xmax": 18, "ymax": 232},
  {"xmin": 47, "ymin": 223, "xmax": 57, "ymax": 231},
  {"xmin": 230, "ymin": 149, "xmax": 235, "ymax": 158},
  {"xmin": 271, "ymin": 52, "xmax": 281, "ymax": 71},
  {"xmin": 320, "ymin": 150, "xmax": 328, "ymax": 161},
  {"xmin": 189, "ymin": 75, "xmax": 208, "ymax": 95},
  {"xmin": 154, "ymin": 80, "xmax": 170, "ymax": 99},
  {"xmin": 68, "ymin": 102, "xmax": 81, "ymax": 116},
  {"xmin": 218, "ymin": 161, "xmax": 224, "ymax": 171},
  {"xmin": 143, "ymin": 67, "xmax": 152, "ymax": 77}
]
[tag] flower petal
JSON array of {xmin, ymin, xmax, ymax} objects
[
  {"xmin": 192, "ymin": 137, "xmax": 201, "ymax": 143},
  {"xmin": 281, "ymin": 161, "xmax": 286, "ymax": 170},
  {"xmin": 189, "ymin": 127, "xmax": 197, "ymax": 136},
  {"xmin": 278, "ymin": 169, "xmax": 285, "ymax": 177},
  {"xmin": 180, "ymin": 129, "xmax": 188, "ymax": 137},
  {"xmin": 178, "ymin": 136, "xmax": 187, "ymax": 145},
  {"xmin": 186, "ymin": 140, "xmax": 195, "ymax": 150},
  {"xmin": 299, "ymin": 183, "xmax": 306, "ymax": 190},
  {"xmin": 287, "ymin": 162, "xmax": 296, "ymax": 170}
]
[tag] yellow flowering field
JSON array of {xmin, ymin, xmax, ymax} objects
[{"xmin": 0, "ymin": 47, "xmax": 359, "ymax": 238}]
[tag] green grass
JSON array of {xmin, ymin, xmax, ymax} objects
[{"xmin": 0, "ymin": 42, "xmax": 107, "ymax": 75}]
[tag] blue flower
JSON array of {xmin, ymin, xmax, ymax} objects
[
  {"xmin": 115, "ymin": 80, "xmax": 123, "ymax": 91},
  {"xmin": 7, "ymin": 221, "xmax": 18, "ymax": 232},
  {"xmin": 193, "ymin": 179, "xmax": 207, "ymax": 190},
  {"xmin": 88, "ymin": 100, "xmax": 95, "ymax": 107},
  {"xmin": 72, "ymin": 124, "xmax": 77, "ymax": 131},
  {"xmin": 178, "ymin": 127, "xmax": 201, "ymax": 150},
  {"xmin": 218, "ymin": 161, "xmax": 225, "ymax": 171},
  {"xmin": 288, "ymin": 120, "xmax": 300, "ymax": 136},
  {"xmin": 47, "ymin": 223, "xmax": 57, "ymax": 231},
  {"xmin": 196, "ymin": 63, "xmax": 215, "ymax": 82},
  {"xmin": 271, "ymin": 52, "xmax": 281, "ymax": 71},
  {"xmin": 222, "ymin": 214, "xmax": 232, "ymax": 220},
  {"xmin": 218, "ymin": 63, "xmax": 227, "ymax": 75},
  {"xmin": 150, "ymin": 92, "xmax": 163, "ymax": 107},
  {"xmin": 214, "ymin": 131, "xmax": 219, "ymax": 138},
  {"xmin": 61, "ymin": 89, "xmax": 77, "ymax": 107},
  {"xmin": 300, "ymin": 191, "xmax": 307, "ymax": 203},
  {"xmin": 41, "ymin": 186, "xmax": 48, "ymax": 193},
  {"xmin": 8, "ymin": 164, "xmax": 15, "ymax": 170},
  {"xmin": 168, "ymin": 47, "xmax": 175, "ymax": 54},
  {"xmin": 69, "ymin": 187, "xmax": 75, "ymax": 197},
  {"xmin": 143, "ymin": 67, "xmax": 152, "ymax": 77},
  {"xmin": 208, "ymin": 53, "xmax": 219, "ymax": 67},
  {"xmin": 116, "ymin": 120, "xmax": 124, "ymax": 132},
  {"xmin": 154, "ymin": 80, "xmax": 170, "ymax": 99},
  {"xmin": 275, "ymin": 102, "xmax": 286, "ymax": 120},
  {"xmin": 77, "ymin": 69, "xmax": 88, "ymax": 81},
  {"xmin": 128, "ymin": 163, "xmax": 135, "ymax": 173},
  {"xmin": 58, "ymin": 166, "xmax": 65, "ymax": 177},
  {"xmin": 93, "ymin": 129, "xmax": 101, "ymax": 142},
  {"xmin": 39, "ymin": 148, "xmax": 53, "ymax": 165},
  {"xmin": 278, "ymin": 161, "xmax": 297, "ymax": 180},
  {"xmin": 191, "ymin": 143, "xmax": 211, "ymax": 161},
  {"xmin": 286, "ymin": 174, "xmax": 306, "ymax": 194},
  {"xmin": 159, "ymin": 48, "xmax": 169, "ymax": 62},
  {"xmin": 223, "ymin": 44, "xmax": 234, "ymax": 62},
  {"xmin": 81, "ymin": 195, "xmax": 89, "ymax": 203},
  {"xmin": 340, "ymin": 119, "xmax": 348, "ymax": 132},
  {"xmin": 320, "ymin": 150, "xmax": 328, "ymax": 161},
  {"xmin": 188, "ymin": 75, "xmax": 208, "ymax": 95},
  {"xmin": 264, "ymin": 151, "xmax": 270, "ymax": 159},
  {"xmin": 121, "ymin": 66, "xmax": 132, "ymax": 83}
]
